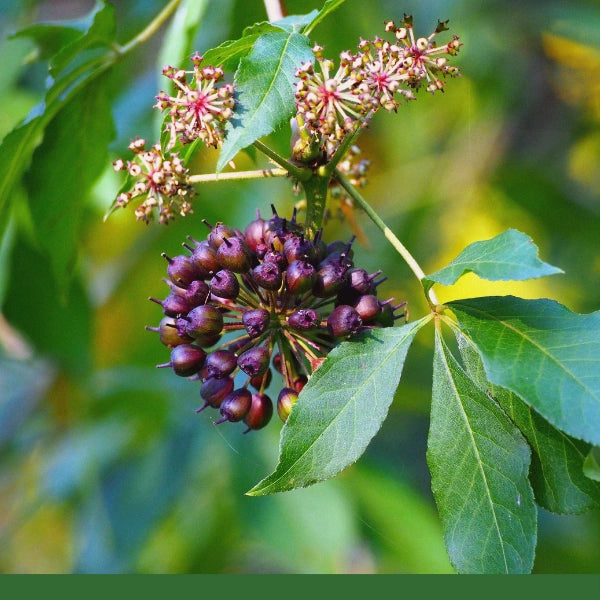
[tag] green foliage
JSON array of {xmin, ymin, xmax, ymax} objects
[{"xmin": 1, "ymin": 0, "xmax": 600, "ymax": 575}]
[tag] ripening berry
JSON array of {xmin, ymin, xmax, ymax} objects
[
  {"xmin": 149, "ymin": 293, "xmax": 190, "ymax": 317},
  {"xmin": 285, "ymin": 260, "xmax": 317, "ymax": 295},
  {"xmin": 146, "ymin": 317, "xmax": 193, "ymax": 348},
  {"xmin": 252, "ymin": 261, "xmax": 282, "ymax": 290},
  {"xmin": 185, "ymin": 304, "xmax": 224, "ymax": 338},
  {"xmin": 327, "ymin": 305, "xmax": 362, "ymax": 337},
  {"xmin": 277, "ymin": 387, "xmax": 299, "ymax": 422},
  {"xmin": 237, "ymin": 345, "xmax": 270, "ymax": 377},
  {"xmin": 203, "ymin": 349, "xmax": 238, "ymax": 379},
  {"xmin": 242, "ymin": 308, "xmax": 270, "ymax": 338},
  {"xmin": 162, "ymin": 253, "xmax": 198, "ymax": 287},
  {"xmin": 288, "ymin": 308, "xmax": 319, "ymax": 331},
  {"xmin": 209, "ymin": 269, "xmax": 240, "ymax": 299},
  {"xmin": 243, "ymin": 393, "xmax": 274, "ymax": 432},
  {"xmin": 197, "ymin": 375, "xmax": 235, "ymax": 411},
  {"xmin": 216, "ymin": 236, "xmax": 251, "ymax": 272}
]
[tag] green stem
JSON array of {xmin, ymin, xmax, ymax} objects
[
  {"xmin": 117, "ymin": 0, "xmax": 183, "ymax": 55},
  {"xmin": 324, "ymin": 113, "xmax": 374, "ymax": 176},
  {"xmin": 302, "ymin": 167, "xmax": 330, "ymax": 239},
  {"xmin": 334, "ymin": 169, "xmax": 440, "ymax": 307},
  {"xmin": 189, "ymin": 168, "xmax": 287, "ymax": 183}
]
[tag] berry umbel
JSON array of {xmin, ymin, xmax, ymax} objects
[{"xmin": 148, "ymin": 207, "xmax": 406, "ymax": 431}]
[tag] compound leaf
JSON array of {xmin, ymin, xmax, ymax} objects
[
  {"xmin": 448, "ymin": 296, "xmax": 600, "ymax": 445},
  {"xmin": 248, "ymin": 318, "xmax": 430, "ymax": 496},
  {"xmin": 428, "ymin": 329, "xmax": 536, "ymax": 574}
]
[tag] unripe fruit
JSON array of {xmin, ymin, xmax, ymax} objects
[
  {"xmin": 185, "ymin": 304, "xmax": 224, "ymax": 338},
  {"xmin": 204, "ymin": 220, "xmax": 237, "ymax": 249},
  {"xmin": 327, "ymin": 305, "xmax": 363, "ymax": 337},
  {"xmin": 146, "ymin": 317, "xmax": 193, "ymax": 347},
  {"xmin": 243, "ymin": 393, "xmax": 274, "ymax": 432},
  {"xmin": 237, "ymin": 345, "xmax": 270, "ymax": 377},
  {"xmin": 244, "ymin": 214, "xmax": 266, "ymax": 252},
  {"xmin": 215, "ymin": 388, "xmax": 252, "ymax": 423},
  {"xmin": 242, "ymin": 308, "xmax": 270, "ymax": 338},
  {"xmin": 209, "ymin": 269, "xmax": 240, "ymax": 299},
  {"xmin": 157, "ymin": 344, "xmax": 206, "ymax": 377},
  {"xmin": 277, "ymin": 387, "xmax": 299, "ymax": 422}
]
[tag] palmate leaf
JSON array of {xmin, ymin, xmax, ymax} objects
[
  {"xmin": 423, "ymin": 229, "xmax": 562, "ymax": 292},
  {"xmin": 448, "ymin": 296, "xmax": 600, "ymax": 445},
  {"xmin": 247, "ymin": 319, "xmax": 430, "ymax": 496},
  {"xmin": 456, "ymin": 331, "xmax": 600, "ymax": 514},
  {"xmin": 216, "ymin": 31, "xmax": 313, "ymax": 171},
  {"xmin": 428, "ymin": 329, "xmax": 536, "ymax": 574}
]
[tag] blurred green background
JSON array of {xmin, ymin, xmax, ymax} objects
[{"xmin": 1, "ymin": 0, "xmax": 599, "ymax": 573}]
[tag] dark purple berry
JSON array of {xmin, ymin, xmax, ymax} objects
[
  {"xmin": 209, "ymin": 269, "xmax": 240, "ymax": 299},
  {"xmin": 283, "ymin": 235, "xmax": 317, "ymax": 264},
  {"xmin": 162, "ymin": 253, "xmax": 199, "ymax": 288},
  {"xmin": 288, "ymin": 308, "xmax": 319, "ymax": 331},
  {"xmin": 197, "ymin": 375, "xmax": 235, "ymax": 411},
  {"xmin": 345, "ymin": 268, "xmax": 373, "ymax": 294},
  {"xmin": 327, "ymin": 305, "xmax": 363, "ymax": 338},
  {"xmin": 184, "ymin": 279, "xmax": 210, "ymax": 306},
  {"xmin": 353, "ymin": 294, "xmax": 381, "ymax": 322},
  {"xmin": 242, "ymin": 308, "xmax": 270, "ymax": 338},
  {"xmin": 149, "ymin": 293, "xmax": 190, "ymax": 317},
  {"xmin": 187, "ymin": 239, "xmax": 219, "ymax": 277},
  {"xmin": 237, "ymin": 346, "xmax": 270, "ymax": 377},
  {"xmin": 252, "ymin": 262, "xmax": 282, "ymax": 290},
  {"xmin": 215, "ymin": 388, "xmax": 252, "ymax": 424},
  {"xmin": 285, "ymin": 260, "xmax": 317, "ymax": 295},
  {"xmin": 277, "ymin": 387, "xmax": 298, "ymax": 422},
  {"xmin": 312, "ymin": 261, "xmax": 349, "ymax": 298},
  {"xmin": 243, "ymin": 393, "xmax": 274, "ymax": 432},
  {"xmin": 216, "ymin": 236, "xmax": 251, "ymax": 272},
  {"xmin": 250, "ymin": 367, "xmax": 273, "ymax": 391},
  {"xmin": 185, "ymin": 304, "xmax": 224, "ymax": 338},
  {"xmin": 292, "ymin": 375, "xmax": 308, "ymax": 393},
  {"xmin": 204, "ymin": 220, "xmax": 237, "ymax": 249},
  {"xmin": 157, "ymin": 344, "xmax": 206, "ymax": 377},
  {"xmin": 203, "ymin": 349, "xmax": 238, "ymax": 378},
  {"xmin": 263, "ymin": 248, "xmax": 287, "ymax": 270},
  {"xmin": 244, "ymin": 213, "xmax": 266, "ymax": 252}
]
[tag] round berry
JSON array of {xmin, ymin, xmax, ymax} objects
[{"xmin": 243, "ymin": 393, "xmax": 274, "ymax": 432}]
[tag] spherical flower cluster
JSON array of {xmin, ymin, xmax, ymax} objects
[
  {"xmin": 147, "ymin": 207, "xmax": 406, "ymax": 432},
  {"xmin": 112, "ymin": 138, "xmax": 195, "ymax": 224},
  {"xmin": 294, "ymin": 15, "xmax": 461, "ymax": 156},
  {"xmin": 155, "ymin": 52, "xmax": 235, "ymax": 149}
]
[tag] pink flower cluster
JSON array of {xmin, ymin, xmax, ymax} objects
[
  {"xmin": 295, "ymin": 16, "xmax": 461, "ymax": 156},
  {"xmin": 155, "ymin": 52, "xmax": 235, "ymax": 149},
  {"xmin": 112, "ymin": 139, "xmax": 195, "ymax": 224}
]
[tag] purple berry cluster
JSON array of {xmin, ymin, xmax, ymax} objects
[{"xmin": 147, "ymin": 206, "xmax": 406, "ymax": 432}]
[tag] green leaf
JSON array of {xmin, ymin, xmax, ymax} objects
[
  {"xmin": 217, "ymin": 31, "xmax": 313, "ymax": 171},
  {"xmin": 304, "ymin": 0, "xmax": 349, "ymax": 36},
  {"xmin": 26, "ymin": 73, "xmax": 115, "ymax": 289},
  {"xmin": 583, "ymin": 447, "xmax": 600, "ymax": 483},
  {"xmin": 202, "ymin": 23, "xmax": 285, "ymax": 71},
  {"xmin": 456, "ymin": 331, "xmax": 600, "ymax": 514},
  {"xmin": 423, "ymin": 229, "xmax": 562, "ymax": 291},
  {"xmin": 448, "ymin": 296, "xmax": 600, "ymax": 445},
  {"xmin": 428, "ymin": 329, "xmax": 536, "ymax": 574},
  {"xmin": 247, "ymin": 318, "xmax": 430, "ymax": 496}
]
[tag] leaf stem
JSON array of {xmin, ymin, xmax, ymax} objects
[
  {"xmin": 117, "ymin": 0, "xmax": 183, "ymax": 55},
  {"xmin": 334, "ymin": 169, "xmax": 440, "ymax": 307},
  {"xmin": 189, "ymin": 168, "xmax": 288, "ymax": 183}
]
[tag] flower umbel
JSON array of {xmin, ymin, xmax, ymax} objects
[
  {"xmin": 112, "ymin": 138, "xmax": 195, "ymax": 224},
  {"xmin": 155, "ymin": 52, "xmax": 235, "ymax": 149}
]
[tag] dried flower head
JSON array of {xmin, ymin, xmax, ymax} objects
[
  {"xmin": 155, "ymin": 52, "xmax": 235, "ymax": 149},
  {"xmin": 112, "ymin": 138, "xmax": 195, "ymax": 224}
]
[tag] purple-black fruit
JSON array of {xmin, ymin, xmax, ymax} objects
[
  {"xmin": 185, "ymin": 304, "xmax": 224, "ymax": 338},
  {"xmin": 288, "ymin": 308, "xmax": 319, "ymax": 331},
  {"xmin": 327, "ymin": 305, "xmax": 363, "ymax": 338},
  {"xmin": 216, "ymin": 236, "xmax": 251, "ymax": 272},
  {"xmin": 203, "ymin": 349, "xmax": 238, "ymax": 378},
  {"xmin": 149, "ymin": 293, "xmax": 190, "ymax": 317},
  {"xmin": 209, "ymin": 269, "xmax": 240, "ymax": 299},
  {"xmin": 157, "ymin": 344, "xmax": 206, "ymax": 377},
  {"xmin": 242, "ymin": 308, "xmax": 270, "ymax": 338},
  {"xmin": 162, "ymin": 253, "xmax": 198, "ymax": 287},
  {"xmin": 285, "ymin": 260, "xmax": 317, "ymax": 295},
  {"xmin": 237, "ymin": 345, "xmax": 270, "ymax": 377},
  {"xmin": 186, "ymin": 239, "xmax": 219, "ymax": 277},
  {"xmin": 353, "ymin": 294, "xmax": 381, "ymax": 322},
  {"xmin": 252, "ymin": 261, "xmax": 282, "ymax": 290},
  {"xmin": 197, "ymin": 375, "xmax": 235, "ymax": 411},
  {"xmin": 215, "ymin": 388, "xmax": 252, "ymax": 423}
]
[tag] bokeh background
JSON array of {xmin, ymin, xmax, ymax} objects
[{"xmin": 1, "ymin": 0, "xmax": 599, "ymax": 573}]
